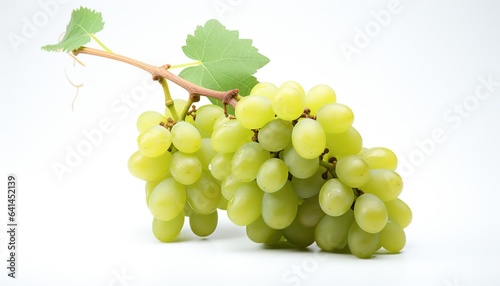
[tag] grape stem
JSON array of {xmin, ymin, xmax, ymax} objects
[{"xmin": 72, "ymin": 46, "xmax": 240, "ymax": 114}]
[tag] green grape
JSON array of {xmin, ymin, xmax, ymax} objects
[
  {"xmin": 347, "ymin": 221, "xmax": 379, "ymax": 258},
  {"xmin": 318, "ymin": 178, "xmax": 354, "ymax": 217},
  {"xmin": 171, "ymin": 121, "xmax": 202, "ymax": 153},
  {"xmin": 360, "ymin": 169, "xmax": 403, "ymax": 201},
  {"xmin": 316, "ymin": 103, "xmax": 354, "ymax": 134},
  {"xmin": 194, "ymin": 138, "xmax": 217, "ymax": 172},
  {"xmin": 291, "ymin": 118, "xmax": 326, "ymax": 159},
  {"xmin": 194, "ymin": 105, "xmax": 224, "ymax": 137},
  {"xmin": 305, "ymin": 84, "xmax": 336, "ymax": 115},
  {"xmin": 256, "ymin": 158, "xmax": 289, "ymax": 193},
  {"xmin": 128, "ymin": 151, "xmax": 171, "ymax": 181},
  {"xmin": 145, "ymin": 175, "xmax": 170, "ymax": 206},
  {"xmin": 335, "ymin": 155, "xmax": 370, "ymax": 188},
  {"xmin": 137, "ymin": 111, "xmax": 167, "ymax": 133},
  {"xmin": 283, "ymin": 145, "xmax": 319, "ymax": 179},
  {"xmin": 218, "ymin": 197, "xmax": 228, "ymax": 210},
  {"xmin": 211, "ymin": 119, "xmax": 253, "ymax": 153},
  {"xmin": 213, "ymin": 115, "xmax": 230, "ymax": 131},
  {"xmin": 165, "ymin": 99, "xmax": 194, "ymax": 124},
  {"xmin": 272, "ymin": 86, "xmax": 305, "ymax": 121},
  {"xmin": 221, "ymin": 174, "xmax": 244, "ymax": 200},
  {"xmin": 354, "ymin": 193, "xmax": 388, "ymax": 233},
  {"xmin": 258, "ymin": 118, "xmax": 293, "ymax": 152},
  {"xmin": 384, "ymin": 198, "xmax": 412, "ymax": 228},
  {"xmin": 235, "ymin": 95, "xmax": 275, "ymax": 129},
  {"xmin": 296, "ymin": 194, "xmax": 325, "ymax": 228},
  {"xmin": 282, "ymin": 216, "xmax": 315, "ymax": 248},
  {"xmin": 359, "ymin": 147, "xmax": 398, "ymax": 170},
  {"xmin": 137, "ymin": 125, "xmax": 171, "ymax": 157},
  {"xmin": 189, "ymin": 210, "xmax": 218, "ymax": 237},
  {"xmin": 186, "ymin": 172, "xmax": 221, "ymax": 215},
  {"xmin": 246, "ymin": 216, "xmax": 282, "ymax": 245},
  {"xmin": 152, "ymin": 211, "xmax": 185, "ymax": 242},
  {"xmin": 231, "ymin": 142, "xmax": 270, "ymax": 182},
  {"xmin": 227, "ymin": 181, "xmax": 263, "ymax": 226},
  {"xmin": 326, "ymin": 127, "xmax": 363, "ymax": 158},
  {"xmin": 209, "ymin": 152, "xmax": 233, "ymax": 181},
  {"xmin": 169, "ymin": 151, "xmax": 202, "ymax": 185},
  {"xmin": 262, "ymin": 181, "xmax": 299, "ymax": 229},
  {"xmin": 183, "ymin": 201, "xmax": 193, "ymax": 217},
  {"xmin": 291, "ymin": 167, "xmax": 327, "ymax": 199},
  {"xmin": 280, "ymin": 80, "xmax": 306, "ymax": 97},
  {"xmin": 148, "ymin": 178, "xmax": 186, "ymax": 221},
  {"xmin": 250, "ymin": 82, "xmax": 278, "ymax": 102},
  {"xmin": 315, "ymin": 209, "xmax": 354, "ymax": 252},
  {"xmin": 379, "ymin": 219, "xmax": 406, "ymax": 253}
]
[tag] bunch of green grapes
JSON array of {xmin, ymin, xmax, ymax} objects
[{"xmin": 127, "ymin": 81, "xmax": 412, "ymax": 258}]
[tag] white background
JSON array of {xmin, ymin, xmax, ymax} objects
[{"xmin": 1, "ymin": 0, "xmax": 500, "ymax": 285}]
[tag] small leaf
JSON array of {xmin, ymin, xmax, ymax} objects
[
  {"xmin": 178, "ymin": 19, "xmax": 270, "ymax": 114},
  {"xmin": 42, "ymin": 7, "xmax": 104, "ymax": 52}
]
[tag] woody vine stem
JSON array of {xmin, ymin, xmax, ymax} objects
[{"xmin": 73, "ymin": 46, "xmax": 241, "ymax": 119}]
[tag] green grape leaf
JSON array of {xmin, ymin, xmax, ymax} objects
[
  {"xmin": 178, "ymin": 19, "xmax": 270, "ymax": 114},
  {"xmin": 42, "ymin": 7, "xmax": 104, "ymax": 52}
]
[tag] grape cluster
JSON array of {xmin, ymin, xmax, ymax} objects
[{"xmin": 128, "ymin": 81, "xmax": 412, "ymax": 258}]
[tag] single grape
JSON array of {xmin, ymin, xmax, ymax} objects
[
  {"xmin": 262, "ymin": 181, "xmax": 299, "ymax": 230},
  {"xmin": 335, "ymin": 155, "xmax": 370, "ymax": 188},
  {"xmin": 186, "ymin": 172, "xmax": 221, "ymax": 215},
  {"xmin": 256, "ymin": 158, "xmax": 289, "ymax": 193},
  {"xmin": 359, "ymin": 147, "xmax": 398, "ymax": 170},
  {"xmin": 171, "ymin": 121, "xmax": 202, "ymax": 153},
  {"xmin": 384, "ymin": 198, "xmax": 412, "ymax": 228},
  {"xmin": 148, "ymin": 178, "xmax": 186, "ymax": 221},
  {"xmin": 318, "ymin": 178, "xmax": 354, "ymax": 217},
  {"xmin": 316, "ymin": 103, "xmax": 354, "ymax": 134},
  {"xmin": 221, "ymin": 174, "xmax": 244, "ymax": 200},
  {"xmin": 280, "ymin": 80, "xmax": 306, "ymax": 97},
  {"xmin": 209, "ymin": 152, "xmax": 233, "ymax": 181},
  {"xmin": 326, "ymin": 127, "xmax": 363, "ymax": 158},
  {"xmin": 218, "ymin": 197, "xmax": 228, "ymax": 210},
  {"xmin": 231, "ymin": 142, "xmax": 270, "ymax": 182},
  {"xmin": 246, "ymin": 216, "xmax": 282, "ymax": 245},
  {"xmin": 152, "ymin": 211, "xmax": 185, "ymax": 242},
  {"xmin": 292, "ymin": 118, "xmax": 327, "ymax": 159},
  {"xmin": 296, "ymin": 194, "xmax": 325, "ymax": 228},
  {"xmin": 169, "ymin": 151, "xmax": 202, "ymax": 185},
  {"xmin": 272, "ymin": 86, "xmax": 305, "ymax": 121},
  {"xmin": 282, "ymin": 216, "xmax": 315, "ymax": 248},
  {"xmin": 291, "ymin": 167, "xmax": 327, "ymax": 199},
  {"xmin": 137, "ymin": 125, "xmax": 171, "ymax": 157},
  {"xmin": 378, "ymin": 219, "xmax": 406, "ymax": 253},
  {"xmin": 258, "ymin": 118, "xmax": 293, "ymax": 152},
  {"xmin": 305, "ymin": 84, "xmax": 336, "ymax": 115},
  {"xmin": 354, "ymin": 193, "xmax": 388, "ymax": 233},
  {"xmin": 227, "ymin": 181, "xmax": 263, "ymax": 226},
  {"xmin": 347, "ymin": 221, "xmax": 379, "ymax": 258},
  {"xmin": 128, "ymin": 151, "xmax": 171, "ymax": 181},
  {"xmin": 235, "ymin": 95, "xmax": 275, "ymax": 129},
  {"xmin": 360, "ymin": 169, "xmax": 403, "ymax": 201},
  {"xmin": 137, "ymin": 111, "xmax": 167, "ymax": 133},
  {"xmin": 283, "ymin": 145, "xmax": 319, "ymax": 179},
  {"xmin": 250, "ymin": 82, "xmax": 278, "ymax": 102},
  {"xmin": 194, "ymin": 105, "xmax": 224, "ymax": 137},
  {"xmin": 194, "ymin": 138, "xmax": 217, "ymax": 172},
  {"xmin": 315, "ymin": 209, "xmax": 354, "ymax": 252},
  {"xmin": 145, "ymin": 175, "xmax": 170, "ymax": 206},
  {"xmin": 211, "ymin": 119, "xmax": 253, "ymax": 153},
  {"xmin": 189, "ymin": 210, "xmax": 218, "ymax": 237}
]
